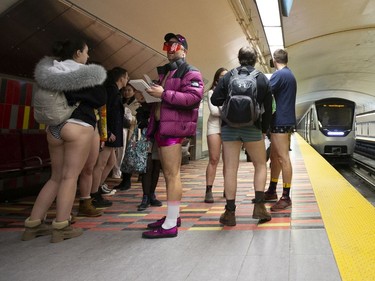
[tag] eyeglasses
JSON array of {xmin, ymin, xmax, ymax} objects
[{"xmin": 163, "ymin": 42, "xmax": 183, "ymax": 52}]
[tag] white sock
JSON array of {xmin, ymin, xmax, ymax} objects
[{"xmin": 162, "ymin": 201, "xmax": 180, "ymax": 229}]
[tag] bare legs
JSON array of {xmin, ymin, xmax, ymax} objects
[
  {"xmin": 30, "ymin": 123, "xmax": 94, "ymax": 222},
  {"xmin": 79, "ymin": 130, "xmax": 100, "ymax": 198},
  {"xmin": 220, "ymin": 138, "xmax": 270, "ymax": 225},
  {"xmin": 91, "ymin": 147, "xmax": 115, "ymax": 193},
  {"xmin": 221, "ymin": 139, "xmax": 267, "ymax": 198},
  {"xmin": 269, "ymin": 133, "xmax": 293, "ymax": 211},
  {"xmin": 270, "ymin": 133, "xmax": 292, "ymax": 186},
  {"xmin": 205, "ymin": 133, "xmax": 223, "ymax": 187},
  {"xmin": 243, "ymin": 140, "xmax": 267, "ymax": 193},
  {"xmin": 221, "ymin": 141, "xmax": 241, "ymax": 200},
  {"xmin": 159, "ymin": 143, "xmax": 183, "ymax": 202}
]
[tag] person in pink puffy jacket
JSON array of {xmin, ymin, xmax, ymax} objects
[{"xmin": 142, "ymin": 33, "xmax": 204, "ymax": 239}]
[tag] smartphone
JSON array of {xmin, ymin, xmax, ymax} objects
[{"xmin": 270, "ymin": 58, "xmax": 274, "ymax": 68}]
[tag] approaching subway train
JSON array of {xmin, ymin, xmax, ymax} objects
[{"xmin": 297, "ymin": 98, "xmax": 356, "ymax": 162}]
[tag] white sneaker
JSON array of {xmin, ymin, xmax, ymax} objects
[{"xmin": 100, "ymin": 184, "xmax": 116, "ymax": 195}]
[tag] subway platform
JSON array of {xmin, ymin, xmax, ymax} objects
[{"xmin": 0, "ymin": 134, "xmax": 374, "ymax": 281}]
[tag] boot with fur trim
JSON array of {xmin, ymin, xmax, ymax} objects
[
  {"xmin": 22, "ymin": 217, "xmax": 52, "ymax": 241},
  {"xmin": 51, "ymin": 219, "xmax": 83, "ymax": 243}
]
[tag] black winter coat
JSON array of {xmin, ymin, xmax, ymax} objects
[{"xmin": 105, "ymin": 83, "xmax": 124, "ymax": 147}]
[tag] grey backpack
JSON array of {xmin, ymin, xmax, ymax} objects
[
  {"xmin": 32, "ymin": 87, "xmax": 78, "ymax": 126},
  {"xmin": 221, "ymin": 67, "xmax": 261, "ymax": 127}
]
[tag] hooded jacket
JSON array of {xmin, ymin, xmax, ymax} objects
[
  {"xmin": 34, "ymin": 57, "xmax": 107, "ymax": 127},
  {"xmin": 146, "ymin": 59, "xmax": 204, "ymax": 139}
]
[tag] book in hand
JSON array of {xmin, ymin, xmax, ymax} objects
[{"xmin": 128, "ymin": 76, "xmax": 161, "ymax": 103}]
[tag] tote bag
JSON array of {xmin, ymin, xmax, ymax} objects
[{"xmin": 121, "ymin": 127, "xmax": 149, "ymax": 174}]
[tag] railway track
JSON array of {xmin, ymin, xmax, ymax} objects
[
  {"xmin": 333, "ymin": 152, "xmax": 375, "ymax": 206},
  {"xmin": 351, "ymin": 154, "xmax": 375, "ymax": 190}
]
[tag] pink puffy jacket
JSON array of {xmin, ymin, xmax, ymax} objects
[{"xmin": 147, "ymin": 59, "xmax": 204, "ymax": 138}]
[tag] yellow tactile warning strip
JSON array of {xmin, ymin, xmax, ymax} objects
[{"xmin": 296, "ymin": 134, "xmax": 375, "ymax": 281}]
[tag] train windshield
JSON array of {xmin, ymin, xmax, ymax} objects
[{"xmin": 316, "ymin": 104, "xmax": 354, "ymax": 131}]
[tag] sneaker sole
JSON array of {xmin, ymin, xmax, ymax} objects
[{"xmin": 102, "ymin": 191, "xmax": 116, "ymax": 196}]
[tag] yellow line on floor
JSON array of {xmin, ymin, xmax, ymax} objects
[
  {"xmin": 118, "ymin": 214, "xmax": 147, "ymax": 217},
  {"xmin": 181, "ymin": 209, "xmax": 210, "ymax": 212},
  {"xmin": 296, "ymin": 134, "xmax": 375, "ymax": 281},
  {"xmin": 257, "ymin": 223, "xmax": 290, "ymax": 227},
  {"xmin": 189, "ymin": 227, "xmax": 223, "ymax": 231}
]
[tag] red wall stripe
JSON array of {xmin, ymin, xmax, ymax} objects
[{"xmin": 6, "ymin": 80, "xmax": 21, "ymax": 105}]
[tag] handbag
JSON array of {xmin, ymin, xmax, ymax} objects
[{"xmin": 121, "ymin": 127, "xmax": 149, "ymax": 174}]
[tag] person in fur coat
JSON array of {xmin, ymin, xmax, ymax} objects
[{"xmin": 22, "ymin": 39, "xmax": 107, "ymax": 243}]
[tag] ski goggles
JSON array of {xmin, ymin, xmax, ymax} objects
[{"xmin": 163, "ymin": 41, "xmax": 184, "ymax": 53}]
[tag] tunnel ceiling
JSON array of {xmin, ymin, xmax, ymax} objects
[{"xmin": 1, "ymin": 0, "xmax": 375, "ymax": 119}]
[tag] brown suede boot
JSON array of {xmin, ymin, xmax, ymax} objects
[
  {"xmin": 77, "ymin": 198, "xmax": 102, "ymax": 217},
  {"xmin": 253, "ymin": 202, "xmax": 272, "ymax": 224},
  {"xmin": 219, "ymin": 208, "xmax": 236, "ymax": 226},
  {"xmin": 22, "ymin": 217, "xmax": 52, "ymax": 241},
  {"xmin": 51, "ymin": 219, "xmax": 83, "ymax": 243}
]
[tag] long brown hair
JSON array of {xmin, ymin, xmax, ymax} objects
[{"xmin": 210, "ymin": 67, "xmax": 228, "ymax": 90}]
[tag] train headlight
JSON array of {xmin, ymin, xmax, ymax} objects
[{"xmin": 327, "ymin": 132, "xmax": 345, "ymax": 136}]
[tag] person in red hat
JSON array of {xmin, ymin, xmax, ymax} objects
[{"xmin": 142, "ymin": 33, "xmax": 204, "ymax": 239}]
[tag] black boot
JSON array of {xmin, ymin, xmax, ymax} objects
[
  {"xmin": 137, "ymin": 195, "xmax": 150, "ymax": 211},
  {"xmin": 114, "ymin": 173, "xmax": 131, "ymax": 191},
  {"xmin": 91, "ymin": 191, "xmax": 113, "ymax": 208},
  {"xmin": 149, "ymin": 193, "xmax": 162, "ymax": 206}
]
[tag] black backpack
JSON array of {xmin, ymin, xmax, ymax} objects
[{"xmin": 221, "ymin": 67, "xmax": 261, "ymax": 127}]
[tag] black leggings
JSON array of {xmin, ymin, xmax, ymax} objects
[{"xmin": 141, "ymin": 153, "xmax": 161, "ymax": 195}]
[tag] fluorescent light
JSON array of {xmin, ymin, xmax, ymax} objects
[
  {"xmin": 255, "ymin": 0, "xmax": 284, "ymax": 53},
  {"xmin": 256, "ymin": 0, "xmax": 281, "ymax": 26},
  {"xmin": 264, "ymin": 27, "xmax": 283, "ymax": 45}
]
